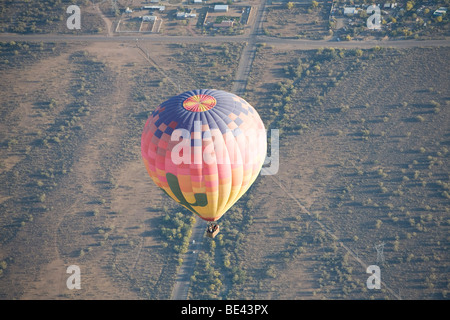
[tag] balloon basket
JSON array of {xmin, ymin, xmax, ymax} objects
[{"xmin": 206, "ymin": 223, "xmax": 220, "ymax": 239}]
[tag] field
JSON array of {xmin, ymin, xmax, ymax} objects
[
  {"xmin": 0, "ymin": 40, "xmax": 448, "ymax": 300},
  {"xmin": 0, "ymin": 0, "xmax": 105, "ymax": 34},
  {"xmin": 0, "ymin": 40, "xmax": 244, "ymax": 299},
  {"xmin": 263, "ymin": 2, "xmax": 332, "ymax": 40},
  {"xmin": 223, "ymin": 45, "xmax": 450, "ymax": 299}
]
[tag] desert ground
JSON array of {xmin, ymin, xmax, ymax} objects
[{"xmin": 0, "ymin": 0, "xmax": 449, "ymax": 301}]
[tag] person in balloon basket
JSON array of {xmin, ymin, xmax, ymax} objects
[
  {"xmin": 207, "ymin": 224, "xmax": 217, "ymax": 233},
  {"xmin": 207, "ymin": 223, "xmax": 219, "ymax": 236}
]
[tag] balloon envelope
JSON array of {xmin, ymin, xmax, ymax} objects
[{"xmin": 141, "ymin": 89, "xmax": 267, "ymax": 221}]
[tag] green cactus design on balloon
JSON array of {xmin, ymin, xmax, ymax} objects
[{"xmin": 162, "ymin": 173, "xmax": 208, "ymax": 214}]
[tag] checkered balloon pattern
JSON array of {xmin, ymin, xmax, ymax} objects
[{"xmin": 141, "ymin": 89, "xmax": 267, "ymax": 221}]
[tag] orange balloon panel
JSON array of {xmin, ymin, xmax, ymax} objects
[{"xmin": 141, "ymin": 89, "xmax": 266, "ymax": 221}]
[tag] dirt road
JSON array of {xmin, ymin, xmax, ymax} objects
[{"xmin": 170, "ymin": 218, "xmax": 207, "ymax": 300}]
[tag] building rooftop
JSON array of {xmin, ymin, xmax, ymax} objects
[{"xmin": 214, "ymin": 5, "xmax": 229, "ymax": 11}]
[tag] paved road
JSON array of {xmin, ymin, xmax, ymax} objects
[
  {"xmin": 232, "ymin": 0, "xmax": 268, "ymax": 95},
  {"xmin": 1, "ymin": 33, "xmax": 449, "ymax": 48},
  {"xmin": 259, "ymin": 36, "xmax": 450, "ymax": 49}
]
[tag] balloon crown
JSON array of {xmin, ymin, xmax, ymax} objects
[{"xmin": 182, "ymin": 94, "xmax": 217, "ymax": 112}]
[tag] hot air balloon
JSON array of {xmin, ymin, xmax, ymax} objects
[{"xmin": 141, "ymin": 89, "xmax": 267, "ymax": 238}]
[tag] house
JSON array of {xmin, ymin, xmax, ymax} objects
[
  {"xmin": 344, "ymin": 7, "xmax": 357, "ymax": 15},
  {"xmin": 125, "ymin": 7, "xmax": 133, "ymax": 13},
  {"xmin": 383, "ymin": 2, "xmax": 397, "ymax": 8},
  {"xmin": 433, "ymin": 7, "xmax": 447, "ymax": 16},
  {"xmin": 176, "ymin": 12, "xmax": 197, "ymax": 19},
  {"xmin": 193, "ymin": 0, "xmax": 202, "ymax": 3},
  {"xmin": 142, "ymin": 15, "xmax": 157, "ymax": 22},
  {"xmin": 142, "ymin": 5, "xmax": 165, "ymax": 11},
  {"xmin": 213, "ymin": 20, "xmax": 234, "ymax": 28},
  {"xmin": 214, "ymin": 5, "xmax": 229, "ymax": 12}
]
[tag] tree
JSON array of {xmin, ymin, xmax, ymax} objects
[
  {"xmin": 311, "ymin": 1, "xmax": 319, "ymax": 9},
  {"xmin": 265, "ymin": 265, "xmax": 277, "ymax": 278},
  {"xmin": 286, "ymin": 2, "xmax": 294, "ymax": 10},
  {"xmin": 375, "ymin": 219, "xmax": 383, "ymax": 229},
  {"xmin": 406, "ymin": 1, "xmax": 414, "ymax": 11}
]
